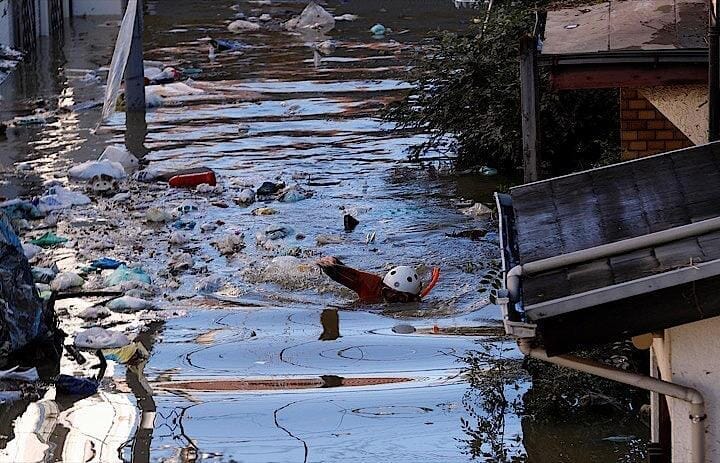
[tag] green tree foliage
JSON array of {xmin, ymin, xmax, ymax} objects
[{"xmin": 385, "ymin": 0, "xmax": 619, "ymax": 174}]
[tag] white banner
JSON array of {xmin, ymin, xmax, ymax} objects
[{"xmin": 99, "ymin": 0, "xmax": 138, "ymax": 125}]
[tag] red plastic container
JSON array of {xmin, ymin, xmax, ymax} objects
[{"xmin": 168, "ymin": 171, "xmax": 217, "ymax": 188}]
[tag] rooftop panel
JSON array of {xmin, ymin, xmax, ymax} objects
[
  {"xmin": 508, "ymin": 142, "xmax": 720, "ymax": 306},
  {"xmin": 498, "ymin": 143, "xmax": 720, "ymax": 354},
  {"xmin": 542, "ymin": 0, "xmax": 707, "ymax": 56}
]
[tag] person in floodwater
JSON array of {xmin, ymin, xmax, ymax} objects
[{"xmin": 317, "ymin": 256, "xmax": 440, "ymax": 303}]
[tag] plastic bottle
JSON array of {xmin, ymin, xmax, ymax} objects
[{"xmin": 169, "ymin": 171, "xmax": 217, "ymax": 188}]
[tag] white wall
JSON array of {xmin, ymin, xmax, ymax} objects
[
  {"xmin": 668, "ymin": 318, "xmax": 720, "ymax": 461},
  {"xmin": 72, "ymin": 0, "xmax": 123, "ymax": 16},
  {"xmin": 640, "ymin": 85, "xmax": 708, "ymax": 145},
  {"xmin": 38, "ymin": 0, "xmax": 49, "ymax": 36}
]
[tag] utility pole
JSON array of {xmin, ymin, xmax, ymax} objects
[
  {"xmin": 709, "ymin": 0, "xmax": 720, "ymax": 141},
  {"xmin": 520, "ymin": 34, "xmax": 539, "ymax": 183},
  {"xmin": 123, "ymin": 0, "xmax": 147, "ymax": 157},
  {"xmin": 124, "ymin": 0, "xmax": 145, "ymax": 114}
]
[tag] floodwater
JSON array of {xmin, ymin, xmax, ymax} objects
[{"xmin": 0, "ymin": 1, "xmax": 647, "ymax": 462}]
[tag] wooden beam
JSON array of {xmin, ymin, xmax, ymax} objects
[
  {"xmin": 520, "ymin": 35, "xmax": 539, "ymax": 183},
  {"xmin": 551, "ymin": 64, "xmax": 707, "ymax": 90}
]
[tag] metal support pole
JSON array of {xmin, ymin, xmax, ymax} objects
[
  {"xmin": 124, "ymin": 0, "xmax": 145, "ymax": 113},
  {"xmin": 520, "ymin": 34, "xmax": 539, "ymax": 183},
  {"xmin": 650, "ymin": 349, "xmax": 660, "ymax": 443},
  {"xmin": 125, "ymin": 109, "xmax": 148, "ymax": 158},
  {"xmin": 518, "ymin": 340, "xmax": 706, "ymax": 463},
  {"xmin": 709, "ymin": 0, "xmax": 720, "ymax": 141}
]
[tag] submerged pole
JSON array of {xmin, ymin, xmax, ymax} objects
[{"xmin": 124, "ymin": 0, "xmax": 145, "ymax": 114}]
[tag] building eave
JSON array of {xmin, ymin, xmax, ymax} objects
[
  {"xmin": 542, "ymin": 50, "xmax": 708, "ymax": 90},
  {"xmin": 540, "ymin": 49, "xmax": 708, "ymax": 66},
  {"xmin": 496, "ymin": 142, "xmax": 720, "ymax": 355}
]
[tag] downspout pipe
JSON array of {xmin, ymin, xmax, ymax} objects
[
  {"xmin": 518, "ymin": 339, "xmax": 706, "ymax": 463},
  {"xmin": 506, "ymin": 265, "xmax": 523, "ymax": 303}
]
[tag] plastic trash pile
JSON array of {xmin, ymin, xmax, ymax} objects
[{"xmin": 0, "ymin": 118, "xmax": 343, "ymax": 398}]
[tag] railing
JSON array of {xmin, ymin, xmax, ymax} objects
[
  {"xmin": 12, "ymin": 0, "xmax": 37, "ymax": 52},
  {"xmin": 8, "ymin": 0, "xmax": 65, "ymax": 54},
  {"xmin": 49, "ymin": 0, "xmax": 64, "ymax": 37}
]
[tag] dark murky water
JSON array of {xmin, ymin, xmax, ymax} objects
[{"xmin": 0, "ymin": 1, "xmax": 647, "ymax": 461}]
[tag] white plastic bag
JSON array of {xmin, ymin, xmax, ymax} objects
[
  {"xmin": 50, "ymin": 272, "xmax": 85, "ymax": 291},
  {"xmin": 98, "ymin": 146, "xmax": 139, "ymax": 171},
  {"xmin": 75, "ymin": 327, "xmax": 130, "ymax": 349},
  {"xmin": 36, "ymin": 186, "xmax": 92, "ymax": 212},
  {"xmin": 100, "ymin": 0, "xmax": 139, "ymax": 124},
  {"xmin": 108, "ymin": 296, "xmax": 157, "ymax": 312},
  {"xmin": 22, "ymin": 243, "xmax": 43, "ymax": 260},
  {"xmin": 228, "ymin": 19, "xmax": 261, "ymax": 33},
  {"xmin": 68, "ymin": 160, "xmax": 127, "ymax": 180},
  {"xmin": 285, "ymin": 2, "xmax": 335, "ymax": 33}
]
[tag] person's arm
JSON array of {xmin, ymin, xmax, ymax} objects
[
  {"xmin": 317, "ymin": 257, "xmax": 384, "ymax": 302},
  {"xmin": 420, "ymin": 267, "xmax": 440, "ymax": 298}
]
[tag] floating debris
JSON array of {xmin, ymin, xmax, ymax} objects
[{"xmin": 30, "ymin": 232, "xmax": 68, "ymax": 248}]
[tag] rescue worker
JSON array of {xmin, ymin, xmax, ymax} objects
[{"xmin": 317, "ymin": 256, "xmax": 439, "ymax": 303}]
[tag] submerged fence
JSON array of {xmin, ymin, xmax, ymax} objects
[
  {"xmin": 12, "ymin": 0, "xmax": 36, "ymax": 51},
  {"xmin": 49, "ymin": 0, "xmax": 64, "ymax": 37},
  {"xmin": 9, "ymin": 0, "xmax": 65, "ymax": 53}
]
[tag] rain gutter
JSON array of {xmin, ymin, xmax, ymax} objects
[
  {"xmin": 505, "ymin": 215, "xmax": 720, "ymax": 319},
  {"xmin": 540, "ymin": 49, "xmax": 708, "ymax": 66},
  {"xmin": 524, "ymin": 258, "xmax": 720, "ymax": 319},
  {"xmin": 518, "ymin": 339, "xmax": 706, "ymax": 463}
]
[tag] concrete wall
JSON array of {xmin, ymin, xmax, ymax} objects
[
  {"xmin": 71, "ymin": 0, "xmax": 123, "ymax": 16},
  {"xmin": 619, "ymin": 88, "xmax": 693, "ymax": 160},
  {"xmin": 668, "ymin": 318, "xmax": 720, "ymax": 461},
  {"xmin": 0, "ymin": 0, "xmax": 13, "ymax": 45},
  {"xmin": 640, "ymin": 85, "xmax": 708, "ymax": 146}
]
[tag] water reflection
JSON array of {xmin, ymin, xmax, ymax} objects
[
  {"xmin": 459, "ymin": 351, "xmax": 649, "ymax": 462},
  {"xmin": 125, "ymin": 327, "xmax": 158, "ymax": 463},
  {"xmin": 0, "ymin": 320, "xmax": 162, "ymax": 463},
  {"xmin": 0, "ymin": 391, "xmax": 137, "ymax": 463},
  {"xmin": 319, "ymin": 309, "xmax": 341, "ymax": 341},
  {"xmin": 125, "ymin": 110, "xmax": 149, "ymax": 159}
]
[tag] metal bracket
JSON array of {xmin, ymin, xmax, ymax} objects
[
  {"xmin": 503, "ymin": 320, "xmax": 537, "ymax": 338},
  {"xmin": 497, "ymin": 291, "xmax": 537, "ymax": 338}
]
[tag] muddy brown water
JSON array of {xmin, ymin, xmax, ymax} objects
[{"xmin": 0, "ymin": 1, "xmax": 647, "ymax": 461}]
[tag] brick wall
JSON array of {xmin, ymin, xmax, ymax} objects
[{"xmin": 620, "ymin": 88, "xmax": 693, "ymax": 160}]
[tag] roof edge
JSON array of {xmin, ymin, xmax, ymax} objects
[
  {"xmin": 510, "ymin": 141, "xmax": 720, "ymax": 192},
  {"xmin": 526, "ymin": 258, "xmax": 720, "ymax": 320},
  {"xmin": 540, "ymin": 49, "xmax": 708, "ymax": 65}
]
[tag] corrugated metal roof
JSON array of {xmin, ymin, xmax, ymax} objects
[{"xmin": 542, "ymin": 0, "xmax": 707, "ymax": 56}]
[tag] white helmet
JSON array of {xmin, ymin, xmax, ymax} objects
[{"xmin": 383, "ymin": 266, "xmax": 422, "ymax": 295}]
